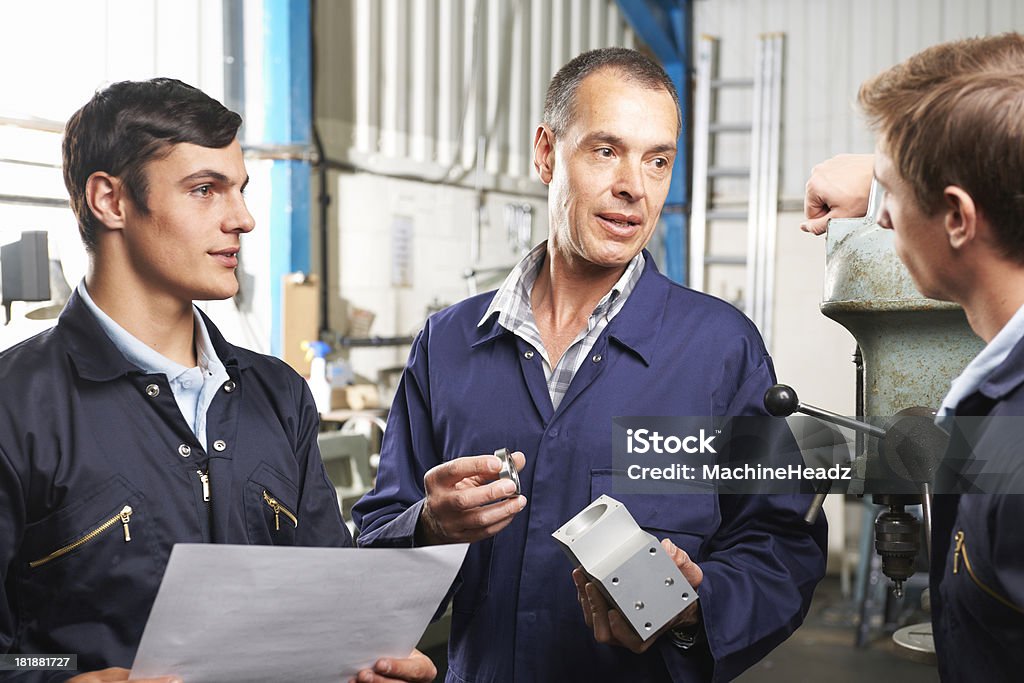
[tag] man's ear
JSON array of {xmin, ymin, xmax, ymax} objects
[
  {"xmin": 533, "ymin": 125, "xmax": 555, "ymax": 185},
  {"xmin": 85, "ymin": 172, "xmax": 128, "ymax": 231},
  {"xmin": 943, "ymin": 185, "xmax": 977, "ymax": 251}
]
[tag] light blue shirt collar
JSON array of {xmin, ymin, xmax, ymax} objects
[
  {"xmin": 936, "ymin": 302, "xmax": 1024, "ymax": 431},
  {"xmin": 77, "ymin": 281, "xmax": 222, "ymax": 377},
  {"xmin": 76, "ymin": 281, "xmax": 228, "ymax": 447}
]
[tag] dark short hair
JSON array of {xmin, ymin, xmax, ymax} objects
[
  {"xmin": 543, "ymin": 47, "xmax": 681, "ymax": 137},
  {"xmin": 62, "ymin": 78, "xmax": 242, "ymax": 252},
  {"xmin": 859, "ymin": 33, "xmax": 1024, "ymax": 261}
]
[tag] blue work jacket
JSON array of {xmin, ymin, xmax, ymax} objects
[
  {"xmin": 0, "ymin": 292, "xmax": 351, "ymax": 680},
  {"xmin": 931, "ymin": 333, "xmax": 1024, "ymax": 682},
  {"xmin": 353, "ymin": 257, "xmax": 828, "ymax": 682}
]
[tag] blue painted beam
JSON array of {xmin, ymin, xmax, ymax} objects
[
  {"xmin": 264, "ymin": 0, "xmax": 312, "ymax": 357},
  {"xmin": 617, "ymin": 0, "xmax": 690, "ymax": 285}
]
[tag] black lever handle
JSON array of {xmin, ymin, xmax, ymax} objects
[{"xmin": 764, "ymin": 384, "xmax": 886, "ymax": 439}]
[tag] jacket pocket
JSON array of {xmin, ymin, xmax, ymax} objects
[
  {"xmin": 245, "ymin": 462, "xmax": 300, "ymax": 544},
  {"xmin": 23, "ymin": 476, "xmax": 148, "ymax": 572},
  {"xmin": 952, "ymin": 529, "xmax": 1024, "ymax": 615},
  {"xmin": 17, "ymin": 475, "xmax": 159, "ymax": 641},
  {"xmin": 29, "ymin": 504, "xmax": 134, "ymax": 568},
  {"xmin": 589, "ymin": 468, "xmax": 719, "ymax": 553}
]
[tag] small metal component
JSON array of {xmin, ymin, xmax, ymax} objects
[{"xmin": 494, "ymin": 448, "xmax": 520, "ymax": 496}]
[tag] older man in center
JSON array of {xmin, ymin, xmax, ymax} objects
[{"xmin": 354, "ymin": 48, "xmax": 827, "ymax": 682}]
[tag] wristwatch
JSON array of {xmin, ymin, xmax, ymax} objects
[{"xmin": 669, "ymin": 623, "xmax": 702, "ymax": 650}]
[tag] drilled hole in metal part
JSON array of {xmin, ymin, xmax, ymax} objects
[
  {"xmin": 644, "ymin": 622, "xmax": 652, "ymax": 630},
  {"xmin": 611, "ymin": 577, "xmax": 619, "ymax": 585},
  {"xmin": 649, "ymin": 547, "xmax": 657, "ymax": 554},
  {"xmin": 682, "ymin": 592, "xmax": 690, "ymax": 599},
  {"xmin": 665, "ymin": 577, "xmax": 675, "ymax": 586},
  {"xmin": 634, "ymin": 601, "xmax": 644, "ymax": 610},
  {"xmin": 566, "ymin": 503, "xmax": 607, "ymax": 537}
]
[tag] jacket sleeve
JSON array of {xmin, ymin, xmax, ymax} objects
[
  {"xmin": 0, "ymin": 441, "xmax": 25, "ymax": 658},
  {"xmin": 661, "ymin": 355, "xmax": 828, "ymax": 682},
  {"xmin": 291, "ymin": 375, "xmax": 354, "ymax": 548},
  {"xmin": 352, "ymin": 327, "xmax": 437, "ymax": 547},
  {"xmin": 0, "ymin": 445, "xmax": 61, "ymax": 682}
]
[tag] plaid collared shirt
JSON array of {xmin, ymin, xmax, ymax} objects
[{"xmin": 479, "ymin": 242, "xmax": 645, "ymax": 410}]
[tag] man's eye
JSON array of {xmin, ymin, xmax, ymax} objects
[
  {"xmin": 597, "ymin": 147, "xmax": 613, "ymax": 158},
  {"xmin": 652, "ymin": 158, "xmax": 668, "ymax": 169},
  {"xmin": 193, "ymin": 185, "xmax": 213, "ymax": 197}
]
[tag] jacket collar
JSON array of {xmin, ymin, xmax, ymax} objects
[
  {"xmin": 470, "ymin": 250, "xmax": 668, "ymax": 366},
  {"xmin": 58, "ymin": 290, "xmax": 247, "ymax": 382},
  {"xmin": 603, "ymin": 252, "xmax": 667, "ymax": 366},
  {"xmin": 974, "ymin": 330, "xmax": 1024, "ymax": 402}
]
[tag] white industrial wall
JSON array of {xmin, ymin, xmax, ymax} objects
[
  {"xmin": 313, "ymin": 0, "xmax": 640, "ymax": 378},
  {"xmin": 695, "ymin": 0, "xmax": 1024, "ymax": 202},
  {"xmin": 0, "ymin": 0, "xmax": 282, "ymax": 354}
]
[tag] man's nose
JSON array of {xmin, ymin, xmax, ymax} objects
[
  {"xmin": 612, "ymin": 161, "xmax": 645, "ymax": 202},
  {"xmin": 227, "ymin": 193, "xmax": 256, "ymax": 233}
]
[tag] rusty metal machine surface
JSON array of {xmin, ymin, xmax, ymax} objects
[{"xmin": 822, "ymin": 214, "xmax": 983, "ymax": 421}]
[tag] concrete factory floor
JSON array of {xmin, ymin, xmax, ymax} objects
[
  {"xmin": 420, "ymin": 576, "xmax": 939, "ymax": 682},
  {"xmin": 735, "ymin": 577, "xmax": 938, "ymax": 682}
]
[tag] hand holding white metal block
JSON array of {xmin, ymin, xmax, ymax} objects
[{"xmin": 551, "ymin": 495, "xmax": 697, "ymax": 641}]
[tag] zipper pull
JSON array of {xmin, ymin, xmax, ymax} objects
[
  {"xmin": 197, "ymin": 470, "xmax": 211, "ymax": 502},
  {"xmin": 264, "ymin": 491, "xmax": 281, "ymax": 530},
  {"xmin": 953, "ymin": 530, "xmax": 964, "ymax": 574},
  {"xmin": 120, "ymin": 505, "xmax": 133, "ymax": 542}
]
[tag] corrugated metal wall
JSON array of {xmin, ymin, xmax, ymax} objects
[
  {"xmin": 0, "ymin": 0, "xmax": 224, "ymax": 125},
  {"xmin": 315, "ymin": 0, "xmax": 637, "ymax": 194},
  {"xmin": 693, "ymin": 0, "xmax": 1024, "ymax": 204}
]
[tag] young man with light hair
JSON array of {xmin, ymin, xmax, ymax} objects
[{"xmin": 805, "ymin": 33, "xmax": 1024, "ymax": 679}]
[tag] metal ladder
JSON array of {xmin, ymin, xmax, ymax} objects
[{"xmin": 689, "ymin": 33, "xmax": 784, "ymax": 350}]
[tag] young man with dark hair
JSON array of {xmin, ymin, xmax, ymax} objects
[
  {"xmin": 354, "ymin": 48, "xmax": 827, "ymax": 682},
  {"xmin": 0, "ymin": 78, "xmax": 434, "ymax": 683}
]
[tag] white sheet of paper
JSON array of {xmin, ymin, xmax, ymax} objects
[{"xmin": 130, "ymin": 543, "xmax": 468, "ymax": 683}]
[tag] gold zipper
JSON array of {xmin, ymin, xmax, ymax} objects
[
  {"xmin": 952, "ymin": 530, "xmax": 1024, "ymax": 615},
  {"xmin": 262, "ymin": 490, "xmax": 297, "ymax": 530},
  {"xmin": 29, "ymin": 505, "xmax": 133, "ymax": 569}
]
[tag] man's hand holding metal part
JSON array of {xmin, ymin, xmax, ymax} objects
[
  {"xmin": 417, "ymin": 451, "xmax": 527, "ymax": 545},
  {"xmin": 572, "ymin": 538, "xmax": 704, "ymax": 655}
]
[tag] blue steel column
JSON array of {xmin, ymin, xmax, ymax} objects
[
  {"xmin": 617, "ymin": 0, "xmax": 690, "ymax": 285},
  {"xmin": 264, "ymin": 0, "xmax": 312, "ymax": 356}
]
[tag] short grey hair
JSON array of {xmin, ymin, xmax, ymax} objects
[{"xmin": 543, "ymin": 47, "xmax": 681, "ymax": 136}]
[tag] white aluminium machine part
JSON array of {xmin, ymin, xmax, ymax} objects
[{"xmin": 551, "ymin": 495, "xmax": 697, "ymax": 640}]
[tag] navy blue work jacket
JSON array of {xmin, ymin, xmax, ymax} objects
[
  {"xmin": 353, "ymin": 256, "xmax": 828, "ymax": 683},
  {"xmin": 0, "ymin": 292, "xmax": 351, "ymax": 680},
  {"xmin": 931, "ymin": 333, "xmax": 1024, "ymax": 682}
]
